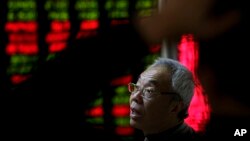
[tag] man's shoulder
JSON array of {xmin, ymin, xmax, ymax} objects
[{"xmin": 177, "ymin": 123, "xmax": 204, "ymax": 140}]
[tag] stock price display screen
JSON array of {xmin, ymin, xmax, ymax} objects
[{"xmin": 0, "ymin": 0, "xmax": 210, "ymax": 140}]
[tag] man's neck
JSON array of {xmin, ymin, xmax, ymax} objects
[{"xmin": 143, "ymin": 120, "xmax": 183, "ymax": 136}]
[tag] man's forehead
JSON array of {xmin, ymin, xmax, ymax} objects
[
  {"xmin": 138, "ymin": 68, "xmax": 164, "ymax": 85},
  {"xmin": 138, "ymin": 75, "xmax": 159, "ymax": 85}
]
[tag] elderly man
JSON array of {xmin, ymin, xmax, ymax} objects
[{"xmin": 128, "ymin": 57, "xmax": 200, "ymax": 140}]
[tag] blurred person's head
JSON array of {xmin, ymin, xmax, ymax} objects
[
  {"xmin": 128, "ymin": 58, "xmax": 195, "ymax": 135},
  {"xmin": 134, "ymin": 0, "xmax": 247, "ymax": 44}
]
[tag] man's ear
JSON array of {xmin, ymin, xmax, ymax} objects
[
  {"xmin": 170, "ymin": 101, "xmax": 184, "ymax": 114},
  {"xmin": 196, "ymin": 10, "xmax": 240, "ymax": 39}
]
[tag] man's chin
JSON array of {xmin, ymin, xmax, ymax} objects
[{"xmin": 130, "ymin": 119, "xmax": 141, "ymax": 129}]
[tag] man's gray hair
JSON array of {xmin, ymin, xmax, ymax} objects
[{"xmin": 148, "ymin": 57, "xmax": 195, "ymax": 118}]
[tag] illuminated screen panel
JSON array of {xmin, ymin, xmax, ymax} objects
[
  {"xmin": 1, "ymin": 1, "xmax": 157, "ymax": 140},
  {"xmin": 178, "ymin": 35, "xmax": 211, "ymax": 133},
  {"xmin": 85, "ymin": 92, "xmax": 104, "ymax": 127},
  {"xmin": 104, "ymin": 0, "xmax": 130, "ymax": 26},
  {"xmin": 111, "ymin": 75, "xmax": 134, "ymax": 136},
  {"xmin": 135, "ymin": 0, "xmax": 156, "ymax": 17},
  {"xmin": 5, "ymin": 0, "xmax": 38, "ymax": 84},
  {"xmin": 45, "ymin": 0, "xmax": 71, "ymax": 60},
  {"xmin": 75, "ymin": 0, "xmax": 100, "ymax": 39}
]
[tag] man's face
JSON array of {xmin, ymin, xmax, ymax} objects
[{"xmin": 129, "ymin": 67, "xmax": 177, "ymax": 134}]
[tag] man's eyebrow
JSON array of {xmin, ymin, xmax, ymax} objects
[{"xmin": 148, "ymin": 80, "xmax": 158, "ymax": 86}]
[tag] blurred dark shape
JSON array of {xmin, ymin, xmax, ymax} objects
[{"xmin": 198, "ymin": 1, "xmax": 250, "ymax": 138}]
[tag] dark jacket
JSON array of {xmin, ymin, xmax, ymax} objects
[{"xmin": 144, "ymin": 122, "xmax": 201, "ymax": 141}]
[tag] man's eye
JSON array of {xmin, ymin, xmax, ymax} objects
[
  {"xmin": 145, "ymin": 88, "xmax": 154, "ymax": 94},
  {"xmin": 134, "ymin": 86, "xmax": 140, "ymax": 91}
]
